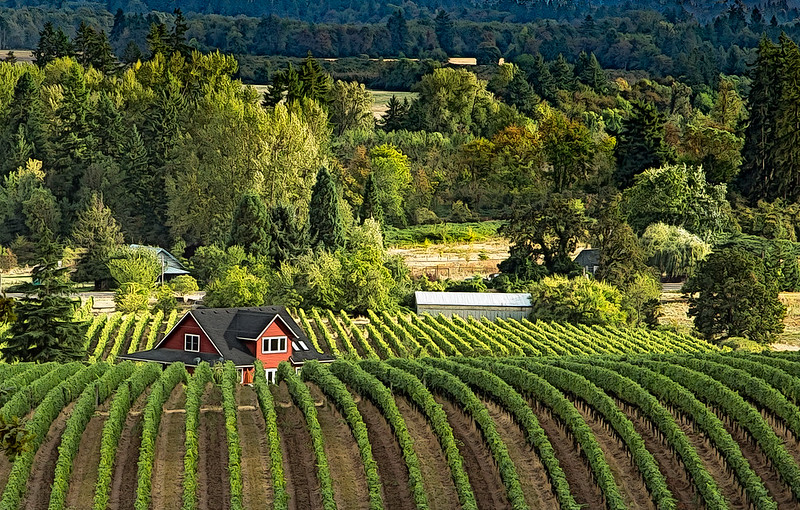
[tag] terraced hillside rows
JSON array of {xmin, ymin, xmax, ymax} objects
[
  {"xmin": 71, "ymin": 308, "xmax": 719, "ymax": 364},
  {"xmin": 0, "ymin": 351, "xmax": 796, "ymax": 509}
]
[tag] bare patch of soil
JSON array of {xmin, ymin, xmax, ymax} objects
[
  {"xmin": 481, "ymin": 398, "xmax": 559, "ymax": 510},
  {"xmin": 273, "ymin": 382, "xmax": 323, "ymax": 510},
  {"xmin": 614, "ymin": 400, "xmax": 701, "ymax": 509},
  {"xmin": 108, "ymin": 411, "xmax": 143, "ymax": 510},
  {"xmin": 435, "ymin": 395, "xmax": 510, "ymax": 510},
  {"xmin": 236, "ymin": 384, "xmax": 273, "ymax": 509},
  {"xmin": 394, "ymin": 395, "xmax": 459, "ymax": 510},
  {"xmin": 356, "ymin": 394, "xmax": 415, "ymax": 510},
  {"xmin": 65, "ymin": 413, "xmax": 107, "ymax": 509},
  {"xmin": 527, "ymin": 400, "xmax": 605, "ymax": 510},
  {"xmin": 198, "ymin": 383, "xmax": 230, "ymax": 510},
  {"xmin": 569, "ymin": 398, "xmax": 656, "ymax": 510},
  {"xmin": 23, "ymin": 402, "xmax": 75, "ymax": 510},
  {"xmin": 310, "ymin": 382, "xmax": 371, "ymax": 510},
  {"xmin": 151, "ymin": 383, "xmax": 186, "ymax": 509}
]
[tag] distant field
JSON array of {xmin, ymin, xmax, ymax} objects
[{"xmin": 245, "ymin": 84, "xmax": 416, "ymax": 119}]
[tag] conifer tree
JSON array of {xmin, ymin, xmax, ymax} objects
[
  {"xmin": 33, "ymin": 22, "xmax": 73, "ymax": 68},
  {"xmin": 3, "ymin": 260, "xmax": 87, "ymax": 362},
  {"xmin": 268, "ymin": 203, "xmax": 308, "ymax": 267},
  {"xmin": 298, "ymin": 52, "xmax": 331, "ymax": 104},
  {"xmin": 434, "ymin": 10, "xmax": 454, "ymax": 55},
  {"xmin": 387, "ymin": 10, "xmax": 409, "ymax": 55},
  {"xmin": 360, "ymin": 172, "xmax": 384, "ymax": 226},
  {"xmin": 146, "ymin": 22, "xmax": 169, "ymax": 58},
  {"xmin": 380, "ymin": 95, "xmax": 410, "ymax": 132},
  {"xmin": 72, "ymin": 193, "xmax": 123, "ymax": 290},
  {"xmin": 614, "ymin": 100, "xmax": 675, "ymax": 188},
  {"xmin": 549, "ymin": 54, "xmax": 575, "ymax": 91},
  {"xmin": 309, "ymin": 166, "xmax": 346, "ymax": 250},
  {"xmin": 772, "ymin": 33, "xmax": 800, "ymax": 201},
  {"xmin": 575, "ymin": 51, "xmax": 607, "ymax": 93},
  {"xmin": 1, "ymin": 72, "xmax": 47, "ymax": 178},
  {"xmin": 228, "ymin": 192, "xmax": 271, "ymax": 258},
  {"xmin": 528, "ymin": 54, "xmax": 557, "ymax": 102},
  {"xmin": 739, "ymin": 36, "xmax": 781, "ymax": 201},
  {"xmin": 169, "ymin": 9, "xmax": 190, "ymax": 56}
]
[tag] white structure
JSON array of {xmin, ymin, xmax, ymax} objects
[{"xmin": 414, "ymin": 291, "xmax": 532, "ymax": 320}]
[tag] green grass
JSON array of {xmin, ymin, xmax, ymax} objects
[{"xmin": 384, "ymin": 221, "xmax": 504, "ymax": 247}]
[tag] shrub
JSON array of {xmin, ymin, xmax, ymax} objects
[{"xmin": 527, "ymin": 276, "xmax": 630, "ymax": 326}]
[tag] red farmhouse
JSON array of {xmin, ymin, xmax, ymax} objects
[{"xmin": 119, "ymin": 306, "xmax": 333, "ymax": 383}]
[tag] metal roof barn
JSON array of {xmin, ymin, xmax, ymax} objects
[{"xmin": 414, "ymin": 291, "xmax": 532, "ymax": 320}]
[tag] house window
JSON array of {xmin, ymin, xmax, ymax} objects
[
  {"xmin": 265, "ymin": 368, "xmax": 277, "ymax": 384},
  {"xmin": 262, "ymin": 336, "xmax": 287, "ymax": 354},
  {"xmin": 185, "ymin": 334, "xmax": 200, "ymax": 352}
]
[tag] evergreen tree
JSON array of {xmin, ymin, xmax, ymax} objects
[
  {"xmin": 772, "ymin": 33, "xmax": 800, "ymax": 202},
  {"xmin": 528, "ymin": 54, "xmax": 557, "ymax": 102},
  {"xmin": 146, "ymin": 22, "xmax": 169, "ymax": 58},
  {"xmin": 71, "ymin": 193, "xmax": 123, "ymax": 290},
  {"xmin": 121, "ymin": 41, "xmax": 144, "ymax": 65},
  {"xmin": 387, "ymin": 10, "xmax": 409, "ymax": 55},
  {"xmin": 73, "ymin": 21, "xmax": 96, "ymax": 67},
  {"xmin": 33, "ymin": 22, "xmax": 72, "ymax": 68},
  {"xmin": 739, "ymin": 36, "xmax": 781, "ymax": 201},
  {"xmin": 360, "ymin": 172, "xmax": 384, "ymax": 226},
  {"xmin": 3, "ymin": 261, "xmax": 87, "ymax": 362},
  {"xmin": 614, "ymin": 100, "xmax": 675, "ymax": 188},
  {"xmin": 575, "ymin": 51, "xmax": 607, "ymax": 93},
  {"xmin": 268, "ymin": 203, "xmax": 308, "ymax": 267},
  {"xmin": 228, "ymin": 192, "xmax": 270, "ymax": 258},
  {"xmin": 549, "ymin": 54, "xmax": 575, "ymax": 91},
  {"xmin": 434, "ymin": 10, "xmax": 454, "ymax": 55},
  {"xmin": 86, "ymin": 30, "xmax": 117, "ymax": 74},
  {"xmin": 110, "ymin": 8, "xmax": 126, "ymax": 42},
  {"xmin": 120, "ymin": 124, "xmax": 148, "ymax": 237},
  {"xmin": 309, "ymin": 166, "xmax": 346, "ymax": 250},
  {"xmin": 298, "ymin": 52, "xmax": 331, "ymax": 104},
  {"xmin": 169, "ymin": 8, "xmax": 190, "ymax": 56},
  {"xmin": 380, "ymin": 95, "xmax": 410, "ymax": 131},
  {"xmin": 1, "ymin": 72, "xmax": 47, "ymax": 178}
]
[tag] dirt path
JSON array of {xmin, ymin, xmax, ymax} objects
[
  {"xmin": 23, "ymin": 402, "xmax": 75, "ymax": 510},
  {"xmin": 481, "ymin": 398, "xmax": 559, "ymax": 510},
  {"xmin": 151, "ymin": 383, "xmax": 186, "ymax": 509},
  {"xmin": 198, "ymin": 383, "xmax": 230, "ymax": 510},
  {"xmin": 435, "ymin": 395, "xmax": 510, "ymax": 510},
  {"xmin": 528, "ymin": 400, "xmax": 606, "ymax": 510},
  {"xmin": 666, "ymin": 407, "xmax": 748, "ymax": 508},
  {"xmin": 570, "ymin": 398, "xmax": 656, "ymax": 510},
  {"xmin": 356, "ymin": 394, "xmax": 415, "ymax": 510},
  {"xmin": 615, "ymin": 400, "xmax": 700, "ymax": 509},
  {"xmin": 273, "ymin": 382, "xmax": 324, "ymax": 510},
  {"xmin": 108, "ymin": 411, "xmax": 143, "ymax": 510},
  {"xmin": 236, "ymin": 384, "xmax": 273, "ymax": 509},
  {"xmin": 308, "ymin": 382, "xmax": 371, "ymax": 510},
  {"xmin": 65, "ymin": 413, "xmax": 107, "ymax": 509},
  {"xmin": 715, "ymin": 409, "xmax": 795, "ymax": 507}
]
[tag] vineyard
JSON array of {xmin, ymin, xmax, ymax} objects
[
  {"xmin": 78, "ymin": 307, "xmax": 721, "ymax": 364},
  {"xmin": 0, "ymin": 351, "xmax": 796, "ymax": 509}
]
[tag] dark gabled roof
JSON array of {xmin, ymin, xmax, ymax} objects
[{"xmin": 573, "ymin": 248, "xmax": 600, "ymax": 267}]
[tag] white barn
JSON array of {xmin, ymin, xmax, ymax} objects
[{"xmin": 414, "ymin": 291, "xmax": 532, "ymax": 320}]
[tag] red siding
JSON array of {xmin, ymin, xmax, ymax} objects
[
  {"xmin": 158, "ymin": 314, "xmax": 219, "ymax": 355},
  {"xmin": 249, "ymin": 318, "xmax": 294, "ymax": 370}
]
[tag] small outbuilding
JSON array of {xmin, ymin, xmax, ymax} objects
[
  {"xmin": 573, "ymin": 248, "xmax": 600, "ymax": 276},
  {"xmin": 129, "ymin": 244, "xmax": 190, "ymax": 282},
  {"xmin": 414, "ymin": 291, "xmax": 532, "ymax": 320}
]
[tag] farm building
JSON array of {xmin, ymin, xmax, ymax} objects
[
  {"xmin": 119, "ymin": 306, "xmax": 333, "ymax": 383},
  {"xmin": 573, "ymin": 248, "xmax": 600, "ymax": 276},
  {"xmin": 414, "ymin": 291, "xmax": 532, "ymax": 320},
  {"xmin": 129, "ymin": 244, "xmax": 190, "ymax": 282}
]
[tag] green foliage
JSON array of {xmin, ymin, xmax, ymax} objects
[
  {"xmin": 683, "ymin": 248, "xmax": 786, "ymax": 344},
  {"xmin": 252, "ymin": 361, "xmax": 288, "ymax": 509},
  {"xmin": 328, "ymin": 80, "xmax": 374, "ymax": 136},
  {"xmin": 309, "ymin": 166, "xmax": 347, "ymax": 251},
  {"xmin": 4, "ymin": 261, "xmax": 87, "ymax": 362},
  {"xmin": 221, "ymin": 362, "xmax": 244, "ymax": 510},
  {"xmin": 0, "ymin": 415, "xmax": 33, "ymax": 462},
  {"xmin": 203, "ymin": 265, "xmax": 269, "ymax": 308},
  {"xmin": 527, "ymin": 276, "xmax": 631, "ymax": 326},
  {"xmin": 152, "ymin": 284, "xmax": 177, "ymax": 314},
  {"xmin": 640, "ymin": 223, "xmax": 711, "ymax": 279},
  {"xmin": 410, "ymin": 68, "xmax": 498, "ymax": 135},
  {"xmin": 71, "ymin": 193, "xmax": 124, "ymax": 289},
  {"xmin": 108, "ymin": 246, "xmax": 160, "ymax": 313},
  {"xmin": 614, "ymin": 100, "xmax": 675, "ymax": 188},
  {"xmin": 228, "ymin": 192, "xmax": 270, "ymax": 257},
  {"xmin": 169, "ymin": 274, "xmax": 199, "ymax": 297}
]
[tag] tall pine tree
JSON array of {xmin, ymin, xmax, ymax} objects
[
  {"xmin": 614, "ymin": 100, "xmax": 675, "ymax": 188},
  {"xmin": 228, "ymin": 192, "xmax": 271, "ymax": 258},
  {"xmin": 309, "ymin": 166, "xmax": 346, "ymax": 250},
  {"xmin": 71, "ymin": 193, "xmax": 123, "ymax": 290},
  {"xmin": 268, "ymin": 203, "xmax": 308, "ymax": 267},
  {"xmin": 360, "ymin": 172, "xmax": 384, "ymax": 226}
]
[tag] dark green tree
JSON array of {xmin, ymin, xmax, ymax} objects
[
  {"xmin": 228, "ymin": 192, "xmax": 270, "ymax": 258},
  {"xmin": 683, "ymin": 248, "xmax": 785, "ymax": 344},
  {"xmin": 121, "ymin": 41, "xmax": 144, "ymax": 65},
  {"xmin": 575, "ymin": 51, "xmax": 607, "ymax": 93},
  {"xmin": 268, "ymin": 203, "xmax": 308, "ymax": 267},
  {"xmin": 549, "ymin": 54, "xmax": 575, "ymax": 91},
  {"xmin": 614, "ymin": 100, "xmax": 675, "ymax": 188},
  {"xmin": 309, "ymin": 166, "xmax": 346, "ymax": 250},
  {"xmin": 526, "ymin": 54, "xmax": 557, "ymax": 103},
  {"xmin": 1, "ymin": 72, "xmax": 47, "ymax": 178},
  {"xmin": 33, "ymin": 22, "xmax": 72, "ymax": 68},
  {"xmin": 476, "ymin": 43, "xmax": 501, "ymax": 65},
  {"xmin": 3, "ymin": 261, "xmax": 87, "ymax": 362},
  {"xmin": 146, "ymin": 22, "xmax": 169, "ymax": 58},
  {"xmin": 72, "ymin": 193, "xmax": 124, "ymax": 290},
  {"xmin": 169, "ymin": 9, "xmax": 190, "ymax": 56},
  {"xmin": 380, "ymin": 95, "xmax": 410, "ymax": 131},
  {"xmin": 298, "ymin": 52, "xmax": 331, "ymax": 104},
  {"xmin": 387, "ymin": 10, "xmax": 409, "ymax": 55},
  {"xmin": 434, "ymin": 10, "xmax": 454, "ymax": 55},
  {"xmin": 360, "ymin": 172, "xmax": 384, "ymax": 226}
]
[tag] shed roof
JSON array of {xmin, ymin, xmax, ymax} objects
[
  {"xmin": 415, "ymin": 291, "xmax": 531, "ymax": 308},
  {"xmin": 129, "ymin": 244, "xmax": 190, "ymax": 276},
  {"xmin": 573, "ymin": 248, "xmax": 600, "ymax": 267}
]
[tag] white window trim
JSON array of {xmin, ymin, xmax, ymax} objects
[
  {"xmin": 262, "ymin": 335, "xmax": 288, "ymax": 354},
  {"xmin": 185, "ymin": 334, "xmax": 200, "ymax": 352},
  {"xmin": 265, "ymin": 368, "xmax": 278, "ymax": 384}
]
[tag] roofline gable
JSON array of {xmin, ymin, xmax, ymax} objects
[
  {"xmin": 255, "ymin": 313, "xmax": 300, "ymax": 340},
  {"xmin": 154, "ymin": 311, "xmax": 223, "ymax": 356}
]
